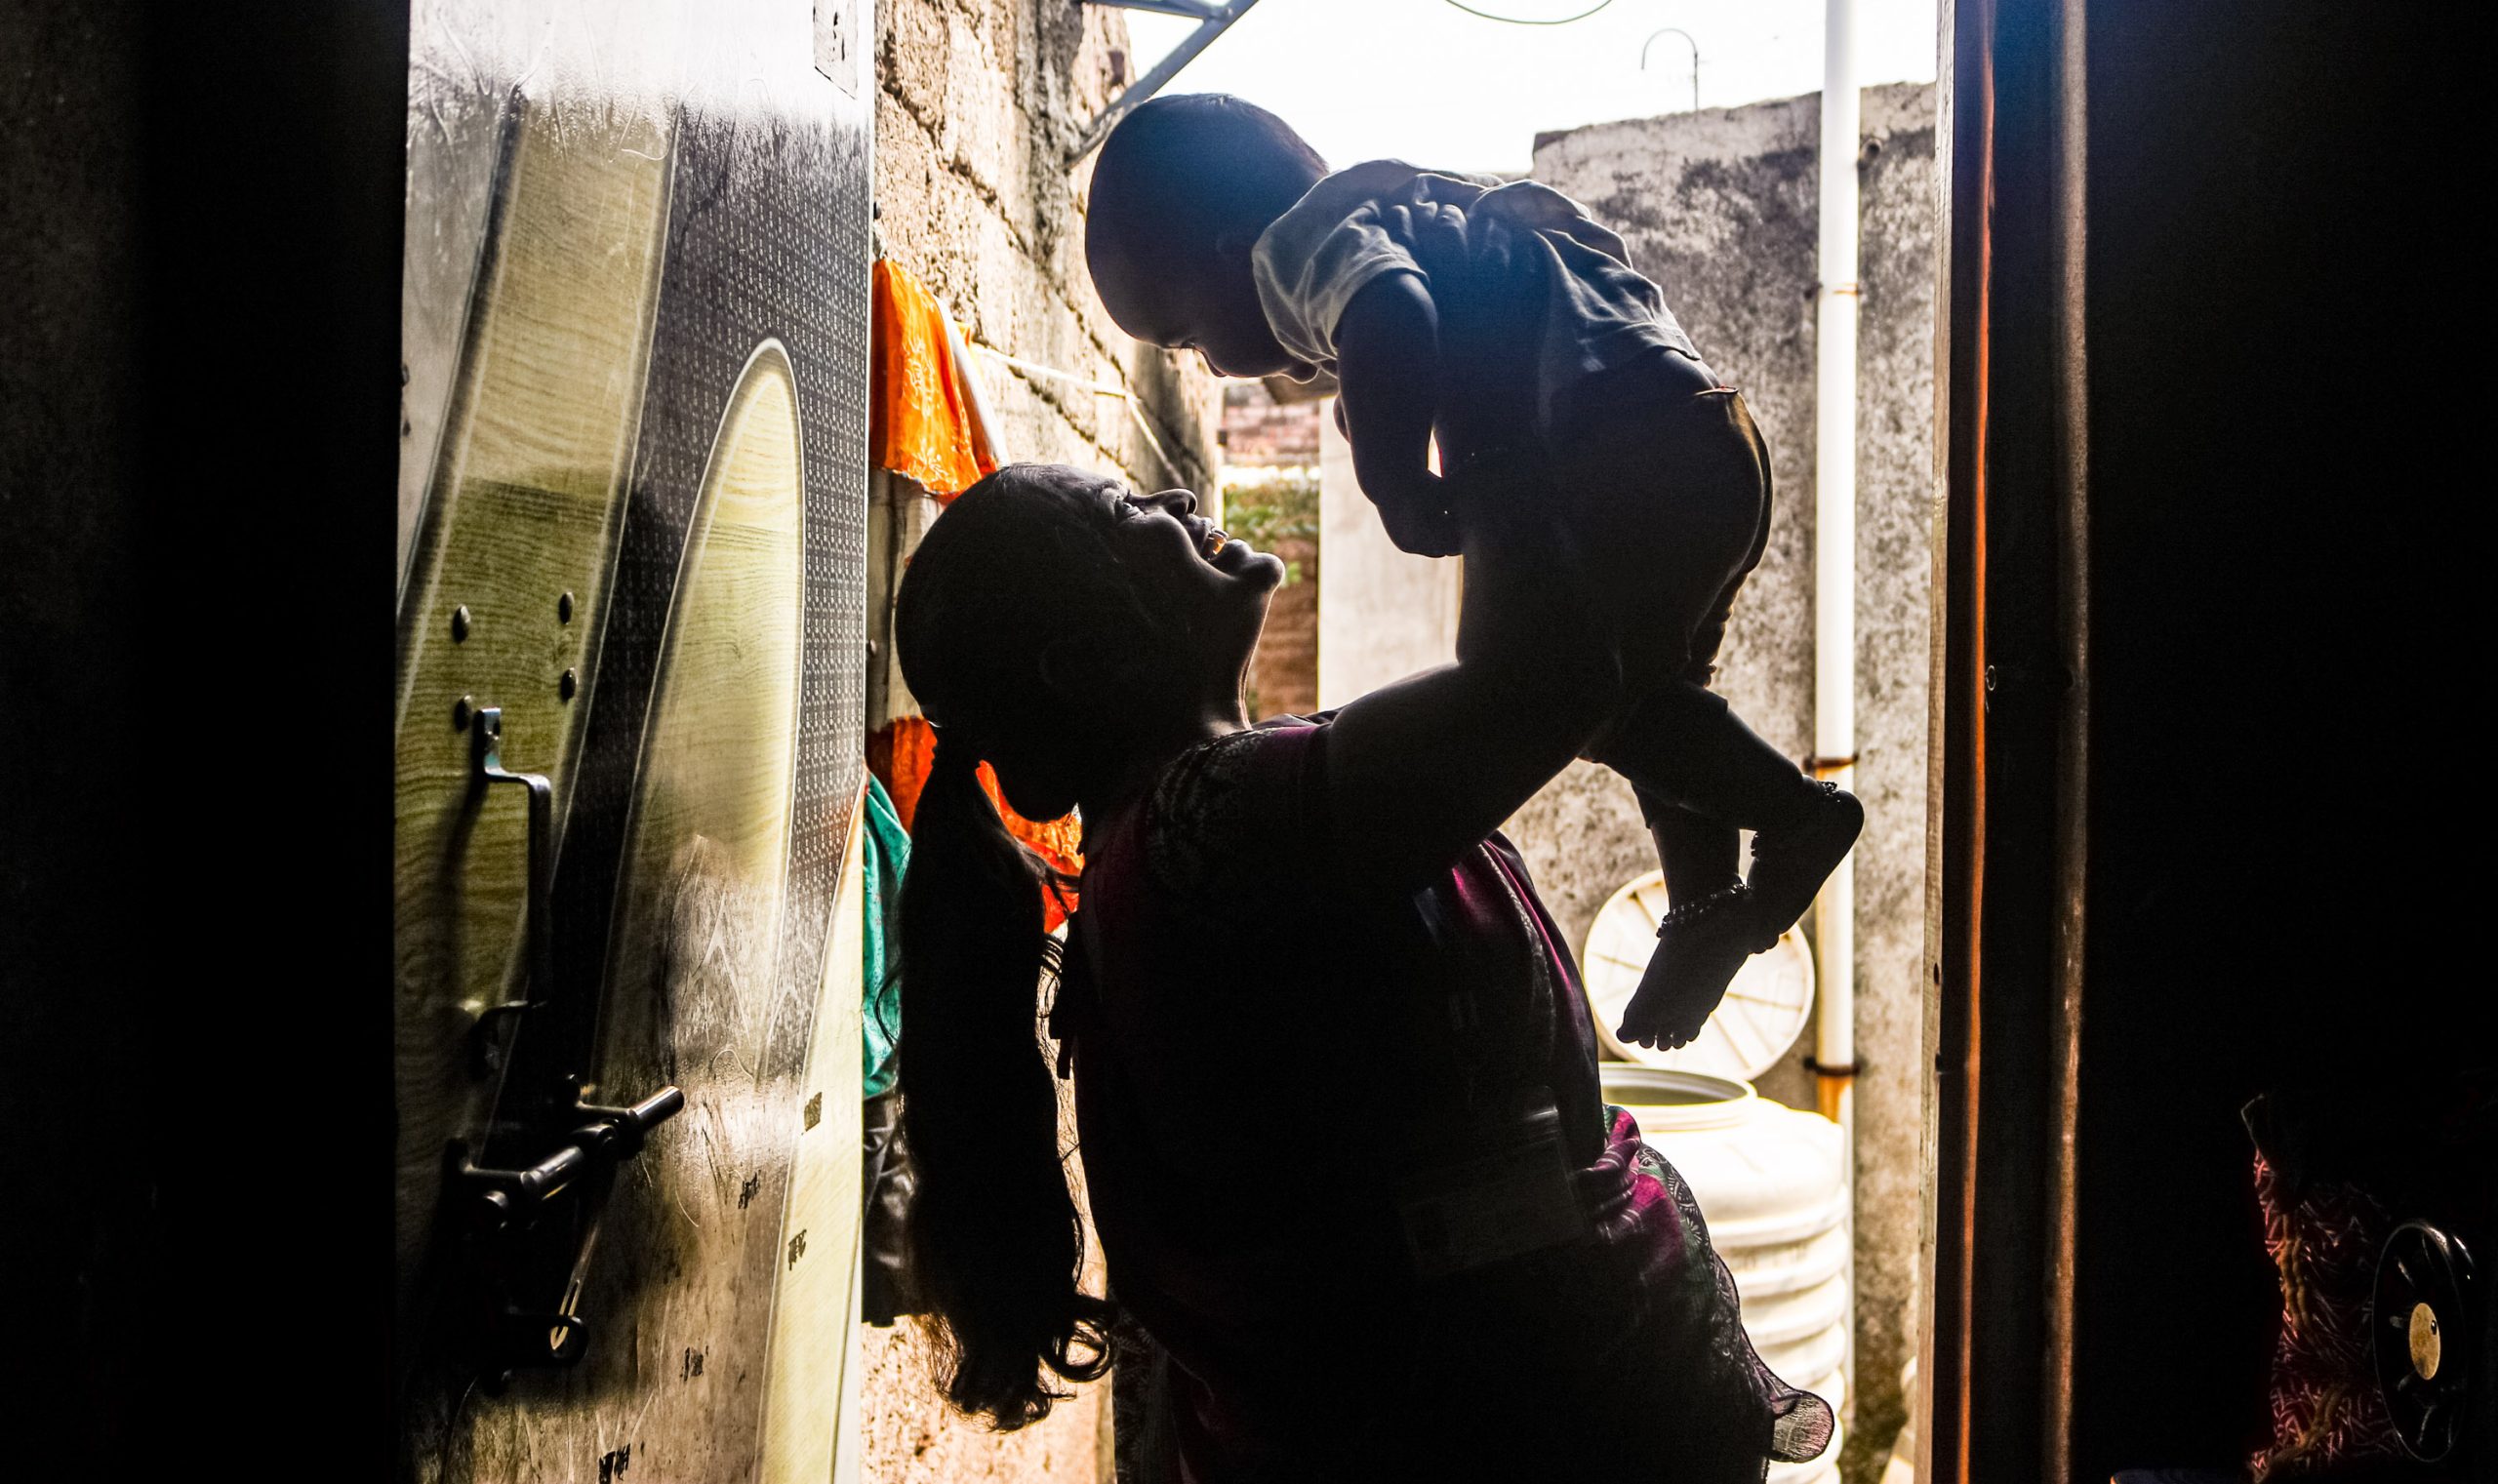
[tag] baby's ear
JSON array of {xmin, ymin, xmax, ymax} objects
[{"xmin": 1210, "ymin": 226, "xmax": 1261, "ymax": 264}]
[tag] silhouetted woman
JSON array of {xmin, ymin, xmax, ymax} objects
[{"xmin": 893, "ymin": 462, "xmax": 1832, "ymax": 1482}]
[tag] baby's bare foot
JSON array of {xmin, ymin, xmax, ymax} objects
[
  {"xmin": 1744, "ymin": 783, "xmax": 1863, "ymax": 951},
  {"xmin": 1620, "ymin": 885, "xmax": 1755, "ymax": 1050}
]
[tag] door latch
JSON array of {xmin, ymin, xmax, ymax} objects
[{"xmin": 442, "ymin": 707, "xmax": 683, "ymax": 1382}]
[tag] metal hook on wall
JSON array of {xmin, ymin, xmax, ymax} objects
[{"xmin": 1640, "ymin": 26, "xmax": 1702, "ymax": 114}]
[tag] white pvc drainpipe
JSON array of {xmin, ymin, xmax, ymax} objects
[{"xmin": 1813, "ymin": 0, "xmax": 1861, "ymax": 1407}]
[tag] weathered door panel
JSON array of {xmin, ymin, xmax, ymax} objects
[
  {"xmin": 392, "ymin": 97, "xmax": 674, "ymax": 1336},
  {"xmin": 394, "ymin": 3, "xmax": 870, "ymax": 1478},
  {"xmin": 763, "ymin": 799, "xmax": 871, "ymax": 1484}
]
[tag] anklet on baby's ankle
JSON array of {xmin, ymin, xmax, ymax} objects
[
  {"xmin": 1658, "ymin": 882, "xmax": 1752, "ymax": 934},
  {"xmin": 1752, "ymin": 781, "xmax": 1846, "ymax": 862}
]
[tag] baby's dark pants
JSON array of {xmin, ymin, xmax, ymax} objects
[{"xmin": 1547, "ymin": 381, "xmax": 1821, "ymax": 889}]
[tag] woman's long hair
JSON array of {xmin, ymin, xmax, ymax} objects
[
  {"xmin": 891, "ymin": 467, "xmax": 1152, "ymax": 1426},
  {"xmin": 895, "ymin": 732, "xmax": 1108, "ymax": 1426}
]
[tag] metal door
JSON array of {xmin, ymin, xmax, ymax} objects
[{"xmin": 392, "ymin": 3, "xmax": 872, "ymax": 1477}]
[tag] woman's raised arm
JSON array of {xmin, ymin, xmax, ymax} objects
[{"xmin": 1322, "ymin": 467, "xmax": 1622, "ymax": 892}]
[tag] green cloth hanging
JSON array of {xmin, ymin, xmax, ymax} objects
[{"xmin": 861, "ymin": 773, "xmax": 909, "ymax": 1098}]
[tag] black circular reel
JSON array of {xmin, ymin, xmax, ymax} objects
[{"xmin": 2373, "ymin": 1219, "xmax": 2478, "ymax": 1463}]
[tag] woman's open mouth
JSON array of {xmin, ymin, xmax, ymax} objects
[
  {"xmin": 1186, "ymin": 515, "xmax": 1230, "ymax": 564},
  {"xmin": 1180, "ymin": 510, "xmax": 1282, "ymax": 588}
]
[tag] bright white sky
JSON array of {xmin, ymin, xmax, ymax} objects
[{"xmin": 1122, "ymin": 0, "xmax": 1939, "ymax": 177}]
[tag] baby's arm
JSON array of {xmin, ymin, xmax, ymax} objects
[{"xmin": 1334, "ymin": 273, "xmax": 1461, "ymax": 557}]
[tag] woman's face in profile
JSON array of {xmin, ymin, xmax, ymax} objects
[
  {"xmin": 1076, "ymin": 479, "xmax": 1287, "ymax": 677},
  {"xmin": 1100, "ymin": 480, "xmax": 1286, "ymax": 592},
  {"xmin": 992, "ymin": 472, "xmax": 1278, "ymax": 723}
]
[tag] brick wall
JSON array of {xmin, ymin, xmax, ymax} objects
[
  {"xmin": 1221, "ymin": 381, "xmax": 1321, "ymax": 717},
  {"xmin": 1218, "ymin": 379, "xmax": 1320, "ymax": 469}
]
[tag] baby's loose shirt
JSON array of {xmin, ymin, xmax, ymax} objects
[{"xmin": 1250, "ymin": 160, "xmax": 1705, "ymax": 448}]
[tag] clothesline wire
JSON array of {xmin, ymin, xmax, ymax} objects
[
  {"xmin": 965, "ymin": 339, "xmax": 1133, "ymax": 400},
  {"xmin": 1439, "ymin": 0, "xmax": 1616, "ymax": 26},
  {"xmin": 961, "ymin": 338, "xmax": 1194, "ymax": 494}
]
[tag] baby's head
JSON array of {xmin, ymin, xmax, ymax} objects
[{"xmin": 1086, "ymin": 94, "xmax": 1326, "ymax": 380}]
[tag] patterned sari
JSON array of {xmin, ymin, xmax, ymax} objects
[{"xmin": 1060, "ymin": 718, "xmax": 1832, "ymax": 1483}]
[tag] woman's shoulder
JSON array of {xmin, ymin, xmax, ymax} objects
[
  {"xmin": 1134, "ymin": 718, "xmax": 1330, "ymax": 905},
  {"xmin": 1144, "ymin": 718, "xmax": 1327, "ymax": 838}
]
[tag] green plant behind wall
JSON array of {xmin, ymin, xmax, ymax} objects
[{"xmin": 1220, "ymin": 472, "xmax": 1317, "ymax": 586}]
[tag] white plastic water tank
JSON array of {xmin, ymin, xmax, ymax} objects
[{"xmin": 1601, "ymin": 1065, "xmax": 1850, "ymax": 1484}]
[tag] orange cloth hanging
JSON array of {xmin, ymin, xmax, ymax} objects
[
  {"xmin": 868, "ymin": 715, "xmax": 1081, "ymax": 931},
  {"xmin": 869, "ymin": 260, "xmax": 997, "ymax": 500},
  {"xmin": 866, "ymin": 259, "xmax": 1071, "ymax": 922}
]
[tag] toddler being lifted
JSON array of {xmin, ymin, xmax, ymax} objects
[{"xmin": 1086, "ymin": 95, "xmax": 1860, "ymax": 1046}]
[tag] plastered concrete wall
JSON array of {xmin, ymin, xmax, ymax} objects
[
  {"xmin": 866, "ymin": 3, "xmax": 1224, "ymax": 1478},
  {"xmin": 873, "ymin": 0, "xmax": 1218, "ymax": 497},
  {"xmin": 1514, "ymin": 85, "xmax": 1936, "ymax": 1483}
]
